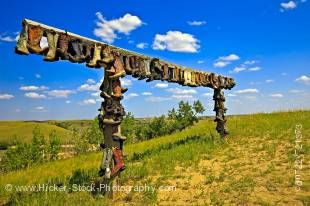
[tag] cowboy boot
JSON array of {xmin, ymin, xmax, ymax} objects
[
  {"xmin": 44, "ymin": 30, "xmax": 59, "ymax": 62},
  {"xmin": 111, "ymin": 79, "xmax": 123, "ymax": 98},
  {"xmin": 122, "ymin": 55, "xmax": 132, "ymax": 74},
  {"xmin": 27, "ymin": 25, "xmax": 44, "ymax": 53},
  {"xmin": 109, "ymin": 55, "xmax": 126, "ymax": 79},
  {"xmin": 100, "ymin": 46, "xmax": 114, "ymax": 67},
  {"xmin": 84, "ymin": 43, "xmax": 93, "ymax": 62},
  {"xmin": 56, "ymin": 33, "xmax": 70, "ymax": 60},
  {"xmin": 144, "ymin": 59, "xmax": 151, "ymax": 78},
  {"xmin": 15, "ymin": 21, "xmax": 29, "ymax": 55},
  {"xmin": 111, "ymin": 147, "xmax": 126, "ymax": 178},
  {"xmin": 170, "ymin": 67, "xmax": 178, "ymax": 82},
  {"xmin": 103, "ymin": 115, "xmax": 122, "ymax": 125},
  {"xmin": 129, "ymin": 56, "xmax": 138, "ymax": 76},
  {"xmin": 179, "ymin": 68, "xmax": 185, "ymax": 85},
  {"xmin": 191, "ymin": 71, "xmax": 198, "ymax": 87},
  {"xmin": 99, "ymin": 148, "xmax": 113, "ymax": 177},
  {"xmin": 132, "ymin": 57, "xmax": 142, "ymax": 78},
  {"xmin": 113, "ymin": 125, "xmax": 127, "ymax": 140},
  {"xmin": 138, "ymin": 59, "xmax": 147, "ymax": 80},
  {"xmin": 87, "ymin": 44, "xmax": 102, "ymax": 67},
  {"xmin": 68, "ymin": 39, "xmax": 85, "ymax": 63},
  {"xmin": 161, "ymin": 64, "xmax": 169, "ymax": 81},
  {"xmin": 146, "ymin": 58, "xmax": 160, "ymax": 82}
]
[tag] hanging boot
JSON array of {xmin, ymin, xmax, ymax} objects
[
  {"xmin": 68, "ymin": 39, "xmax": 85, "ymax": 63},
  {"xmin": 161, "ymin": 64, "xmax": 169, "ymax": 81},
  {"xmin": 44, "ymin": 30, "xmax": 59, "ymax": 62},
  {"xmin": 84, "ymin": 43, "xmax": 93, "ymax": 62},
  {"xmin": 99, "ymin": 148, "xmax": 113, "ymax": 178},
  {"xmin": 144, "ymin": 59, "xmax": 151, "ymax": 78},
  {"xmin": 109, "ymin": 53, "xmax": 126, "ymax": 79},
  {"xmin": 111, "ymin": 147, "xmax": 126, "ymax": 178},
  {"xmin": 113, "ymin": 125, "xmax": 127, "ymax": 140},
  {"xmin": 27, "ymin": 25, "xmax": 44, "ymax": 54},
  {"xmin": 87, "ymin": 44, "xmax": 102, "ymax": 68},
  {"xmin": 100, "ymin": 46, "xmax": 114, "ymax": 67},
  {"xmin": 111, "ymin": 79, "xmax": 123, "ymax": 99},
  {"xmin": 138, "ymin": 59, "xmax": 147, "ymax": 80},
  {"xmin": 56, "ymin": 33, "xmax": 70, "ymax": 60},
  {"xmin": 122, "ymin": 55, "xmax": 132, "ymax": 74},
  {"xmin": 15, "ymin": 21, "xmax": 29, "ymax": 55}
]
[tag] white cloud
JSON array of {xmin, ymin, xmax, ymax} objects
[
  {"xmin": 155, "ymin": 83, "xmax": 169, "ymax": 88},
  {"xmin": 153, "ymin": 31, "xmax": 200, "ymax": 53},
  {"xmin": 234, "ymin": 89, "xmax": 259, "ymax": 94},
  {"xmin": 280, "ymin": 1, "xmax": 297, "ymax": 11},
  {"xmin": 227, "ymin": 93, "xmax": 237, "ymax": 97},
  {"xmin": 218, "ymin": 54, "xmax": 240, "ymax": 61},
  {"xmin": 0, "ymin": 93, "xmax": 14, "ymax": 100},
  {"xmin": 270, "ymin": 93, "xmax": 284, "ymax": 98},
  {"xmin": 289, "ymin": 89, "xmax": 304, "ymax": 93},
  {"xmin": 136, "ymin": 42, "xmax": 148, "ymax": 49},
  {"xmin": 47, "ymin": 90, "xmax": 75, "ymax": 98},
  {"xmin": 124, "ymin": 93, "xmax": 139, "ymax": 100},
  {"xmin": 35, "ymin": 74, "xmax": 41, "ymax": 79},
  {"xmin": 86, "ymin": 79, "xmax": 96, "ymax": 84},
  {"xmin": 230, "ymin": 66, "xmax": 246, "ymax": 73},
  {"xmin": 202, "ymin": 92, "xmax": 213, "ymax": 97},
  {"xmin": 244, "ymin": 60, "xmax": 257, "ymax": 65},
  {"xmin": 213, "ymin": 61, "xmax": 230, "ymax": 68},
  {"xmin": 91, "ymin": 91, "xmax": 101, "ymax": 97},
  {"xmin": 25, "ymin": 92, "xmax": 46, "ymax": 99},
  {"xmin": 187, "ymin": 20, "xmax": 206, "ymax": 26},
  {"xmin": 0, "ymin": 33, "xmax": 18, "ymax": 42},
  {"xmin": 245, "ymin": 96, "xmax": 257, "ymax": 100},
  {"xmin": 35, "ymin": 106, "xmax": 45, "ymax": 110},
  {"xmin": 265, "ymin": 79, "xmax": 274, "ymax": 83},
  {"xmin": 166, "ymin": 88, "xmax": 197, "ymax": 95},
  {"xmin": 145, "ymin": 96, "xmax": 171, "ymax": 102},
  {"xmin": 296, "ymin": 75, "xmax": 310, "ymax": 85},
  {"xmin": 248, "ymin": 66, "xmax": 261, "ymax": 72},
  {"xmin": 142, "ymin": 92, "xmax": 152, "ymax": 96},
  {"xmin": 172, "ymin": 95, "xmax": 194, "ymax": 100},
  {"xmin": 197, "ymin": 60, "xmax": 204, "ymax": 64},
  {"xmin": 120, "ymin": 79, "xmax": 132, "ymax": 87},
  {"xmin": 94, "ymin": 12, "xmax": 143, "ymax": 43},
  {"xmin": 281, "ymin": 72, "xmax": 287, "ymax": 76},
  {"xmin": 78, "ymin": 83, "xmax": 99, "ymax": 91},
  {"xmin": 81, "ymin": 99, "xmax": 97, "ymax": 105},
  {"xmin": 20, "ymin": 85, "xmax": 48, "ymax": 91},
  {"xmin": 65, "ymin": 100, "xmax": 71, "ymax": 104}
]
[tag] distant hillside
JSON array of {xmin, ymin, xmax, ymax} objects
[{"xmin": 0, "ymin": 121, "xmax": 72, "ymax": 147}]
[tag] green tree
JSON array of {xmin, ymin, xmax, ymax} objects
[
  {"xmin": 86, "ymin": 118, "xmax": 102, "ymax": 144},
  {"xmin": 31, "ymin": 126, "xmax": 45, "ymax": 163},
  {"xmin": 121, "ymin": 112, "xmax": 136, "ymax": 141},
  {"xmin": 48, "ymin": 130, "xmax": 61, "ymax": 160}
]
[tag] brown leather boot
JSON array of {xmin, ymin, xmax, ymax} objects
[
  {"xmin": 57, "ymin": 33, "xmax": 70, "ymax": 60},
  {"xmin": 27, "ymin": 25, "xmax": 43, "ymax": 53},
  {"xmin": 112, "ymin": 79, "xmax": 123, "ymax": 98},
  {"xmin": 122, "ymin": 55, "xmax": 132, "ymax": 74},
  {"xmin": 111, "ymin": 147, "xmax": 125, "ymax": 177},
  {"xmin": 161, "ymin": 64, "xmax": 169, "ymax": 80},
  {"xmin": 44, "ymin": 30, "xmax": 59, "ymax": 62},
  {"xmin": 109, "ymin": 56, "xmax": 126, "ymax": 79},
  {"xmin": 15, "ymin": 21, "xmax": 29, "ymax": 55}
]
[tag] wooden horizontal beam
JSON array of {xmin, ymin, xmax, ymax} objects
[{"xmin": 22, "ymin": 19, "xmax": 235, "ymax": 89}]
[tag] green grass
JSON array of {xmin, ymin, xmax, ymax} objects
[
  {"xmin": 0, "ymin": 110, "xmax": 309, "ymax": 205},
  {"xmin": 0, "ymin": 121, "xmax": 72, "ymax": 146}
]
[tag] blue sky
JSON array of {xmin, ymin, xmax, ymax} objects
[{"xmin": 0, "ymin": 0, "xmax": 309, "ymax": 120}]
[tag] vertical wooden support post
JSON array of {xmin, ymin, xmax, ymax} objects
[
  {"xmin": 97, "ymin": 67, "xmax": 126, "ymax": 198},
  {"xmin": 213, "ymin": 88, "xmax": 229, "ymax": 138}
]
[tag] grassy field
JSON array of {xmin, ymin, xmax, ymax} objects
[
  {"xmin": 0, "ymin": 111, "xmax": 309, "ymax": 205},
  {"xmin": 0, "ymin": 121, "xmax": 73, "ymax": 147}
]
